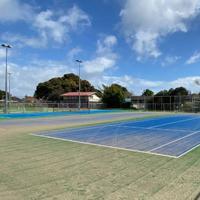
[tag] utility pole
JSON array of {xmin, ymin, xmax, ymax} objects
[
  {"xmin": 1, "ymin": 44, "xmax": 12, "ymax": 114},
  {"xmin": 76, "ymin": 60, "xmax": 82, "ymax": 110},
  {"xmin": 8, "ymin": 72, "xmax": 11, "ymax": 103}
]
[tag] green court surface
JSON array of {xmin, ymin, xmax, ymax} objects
[{"xmin": 0, "ymin": 111, "xmax": 200, "ymax": 200}]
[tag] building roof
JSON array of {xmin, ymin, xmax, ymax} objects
[{"xmin": 61, "ymin": 92, "xmax": 96, "ymax": 97}]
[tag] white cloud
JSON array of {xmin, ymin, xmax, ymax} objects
[
  {"xmin": 0, "ymin": 48, "xmax": 12, "ymax": 59},
  {"xmin": 97, "ymin": 35, "xmax": 117, "ymax": 54},
  {"xmin": 34, "ymin": 10, "xmax": 67, "ymax": 43},
  {"xmin": 83, "ymin": 35, "xmax": 118, "ymax": 74},
  {"xmin": 195, "ymin": 79, "xmax": 200, "ymax": 85},
  {"xmin": 161, "ymin": 56, "xmax": 180, "ymax": 66},
  {"xmin": 186, "ymin": 51, "xmax": 200, "ymax": 64},
  {"xmin": 120, "ymin": 0, "xmax": 200, "ymax": 59},
  {"xmin": 0, "ymin": 4, "xmax": 91, "ymax": 47},
  {"xmin": 1, "ymin": 34, "xmax": 47, "ymax": 48},
  {"xmin": 84, "ymin": 56, "xmax": 116, "ymax": 74},
  {"xmin": 0, "ymin": 0, "xmax": 33, "ymax": 22},
  {"xmin": 60, "ymin": 5, "xmax": 91, "ymax": 29},
  {"xmin": 169, "ymin": 76, "xmax": 200, "ymax": 89},
  {"xmin": 0, "ymin": 49, "xmax": 6, "ymax": 59},
  {"xmin": 67, "ymin": 47, "xmax": 82, "ymax": 60},
  {"xmin": 134, "ymin": 31, "xmax": 161, "ymax": 59},
  {"xmin": 34, "ymin": 5, "xmax": 91, "ymax": 44}
]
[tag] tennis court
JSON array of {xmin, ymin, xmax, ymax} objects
[
  {"xmin": 0, "ymin": 109, "xmax": 122, "ymax": 119},
  {"xmin": 33, "ymin": 114, "xmax": 200, "ymax": 158}
]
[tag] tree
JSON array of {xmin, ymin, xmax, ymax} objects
[
  {"xmin": 169, "ymin": 87, "xmax": 189, "ymax": 96},
  {"xmin": 142, "ymin": 89, "xmax": 154, "ymax": 96},
  {"xmin": 0, "ymin": 90, "xmax": 5, "ymax": 100},
  {"xmin": 34, "ymin": 73, "xmax": 96, "ymax": 101},
  {"xmin": 102, "ymin": 84, "xmax": 132, "ymax": 108},
  {"xmin": 155, "ymin": 87, "xmax": 189, "ymax": 97},
  {"xmin": 155, "ymin": 90, "xmax": 169, "ymax": 96}
]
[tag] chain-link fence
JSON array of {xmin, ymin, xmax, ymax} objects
[
  {"xmin": 2, "ymin": 95, "xmax": 200, "ymax": 113},
  {"xmin": 0, "ymin": 102, "xmax": 105, "ymax": 113},
  {"xmin": 131, "ymin": 95, "xmax": 200, "ymax": 112}
]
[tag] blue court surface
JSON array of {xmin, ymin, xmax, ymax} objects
[
  {"xmin": 0, "ymin": 109, "xmax": 122, "ymax": 119},
  {"xmin": 33, "ymin": 114, "xmax": 200, "ymax": 158}
]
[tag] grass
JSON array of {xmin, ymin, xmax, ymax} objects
[{"xmin": 1, "ymin": 114, "xmax": 200, "ymax": 199}]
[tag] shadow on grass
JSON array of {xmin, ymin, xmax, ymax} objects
[{"xmin": 194, "ymin": 192, "xmax": 200, "ymax": 200}]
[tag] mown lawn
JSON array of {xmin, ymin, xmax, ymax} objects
[{"xmin": 1, "ymin": 127, "xmax": 200, "ymax": 200}]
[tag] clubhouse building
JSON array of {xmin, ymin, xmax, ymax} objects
[{"xmin": 61, "ymin": 92, "xmax": 101, "ymax": 109}]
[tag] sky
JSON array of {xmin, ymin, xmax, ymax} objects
[{"xmin": 1, "ymin": 0, "xmax": 200, "ymax": 97}]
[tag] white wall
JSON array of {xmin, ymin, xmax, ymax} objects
[{"xmin": 89, "ymin": 94, "xmax": 100, "ymax": 102}]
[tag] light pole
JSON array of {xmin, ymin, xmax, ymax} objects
[
  {"xmin": 76, "ymin": 59, "xmax": 82, "ymax": 110},
  {"xmin": 8, "ymin": 72, "xmax": 11, "ymax": 103},
  {"xmin": 1, "ymin": 44, "xmax": 12, "ymax": 114}
]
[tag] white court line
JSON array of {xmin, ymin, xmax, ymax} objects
[
  {"xmin": 149, "ymin": 116, "xmax": 200, "ymax": 129},
  {"xmin": 31, "ymin": 133, "xmax": 177, "ymax": 159},
  {"xmin": 177, "ymin": 143, "xmax": 200, "ymax": 158},
  {"xmin": 149, "ymin": 130, "xmax": 200, "ymax": 152},
  {"xmin": 111, "ymin": 125, "xmax": 187, "ymax": 132}
]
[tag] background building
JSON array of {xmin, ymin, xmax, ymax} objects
[{"xmin": 61, "ymin": 92, "xmax": 101, "ymax": 109}]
